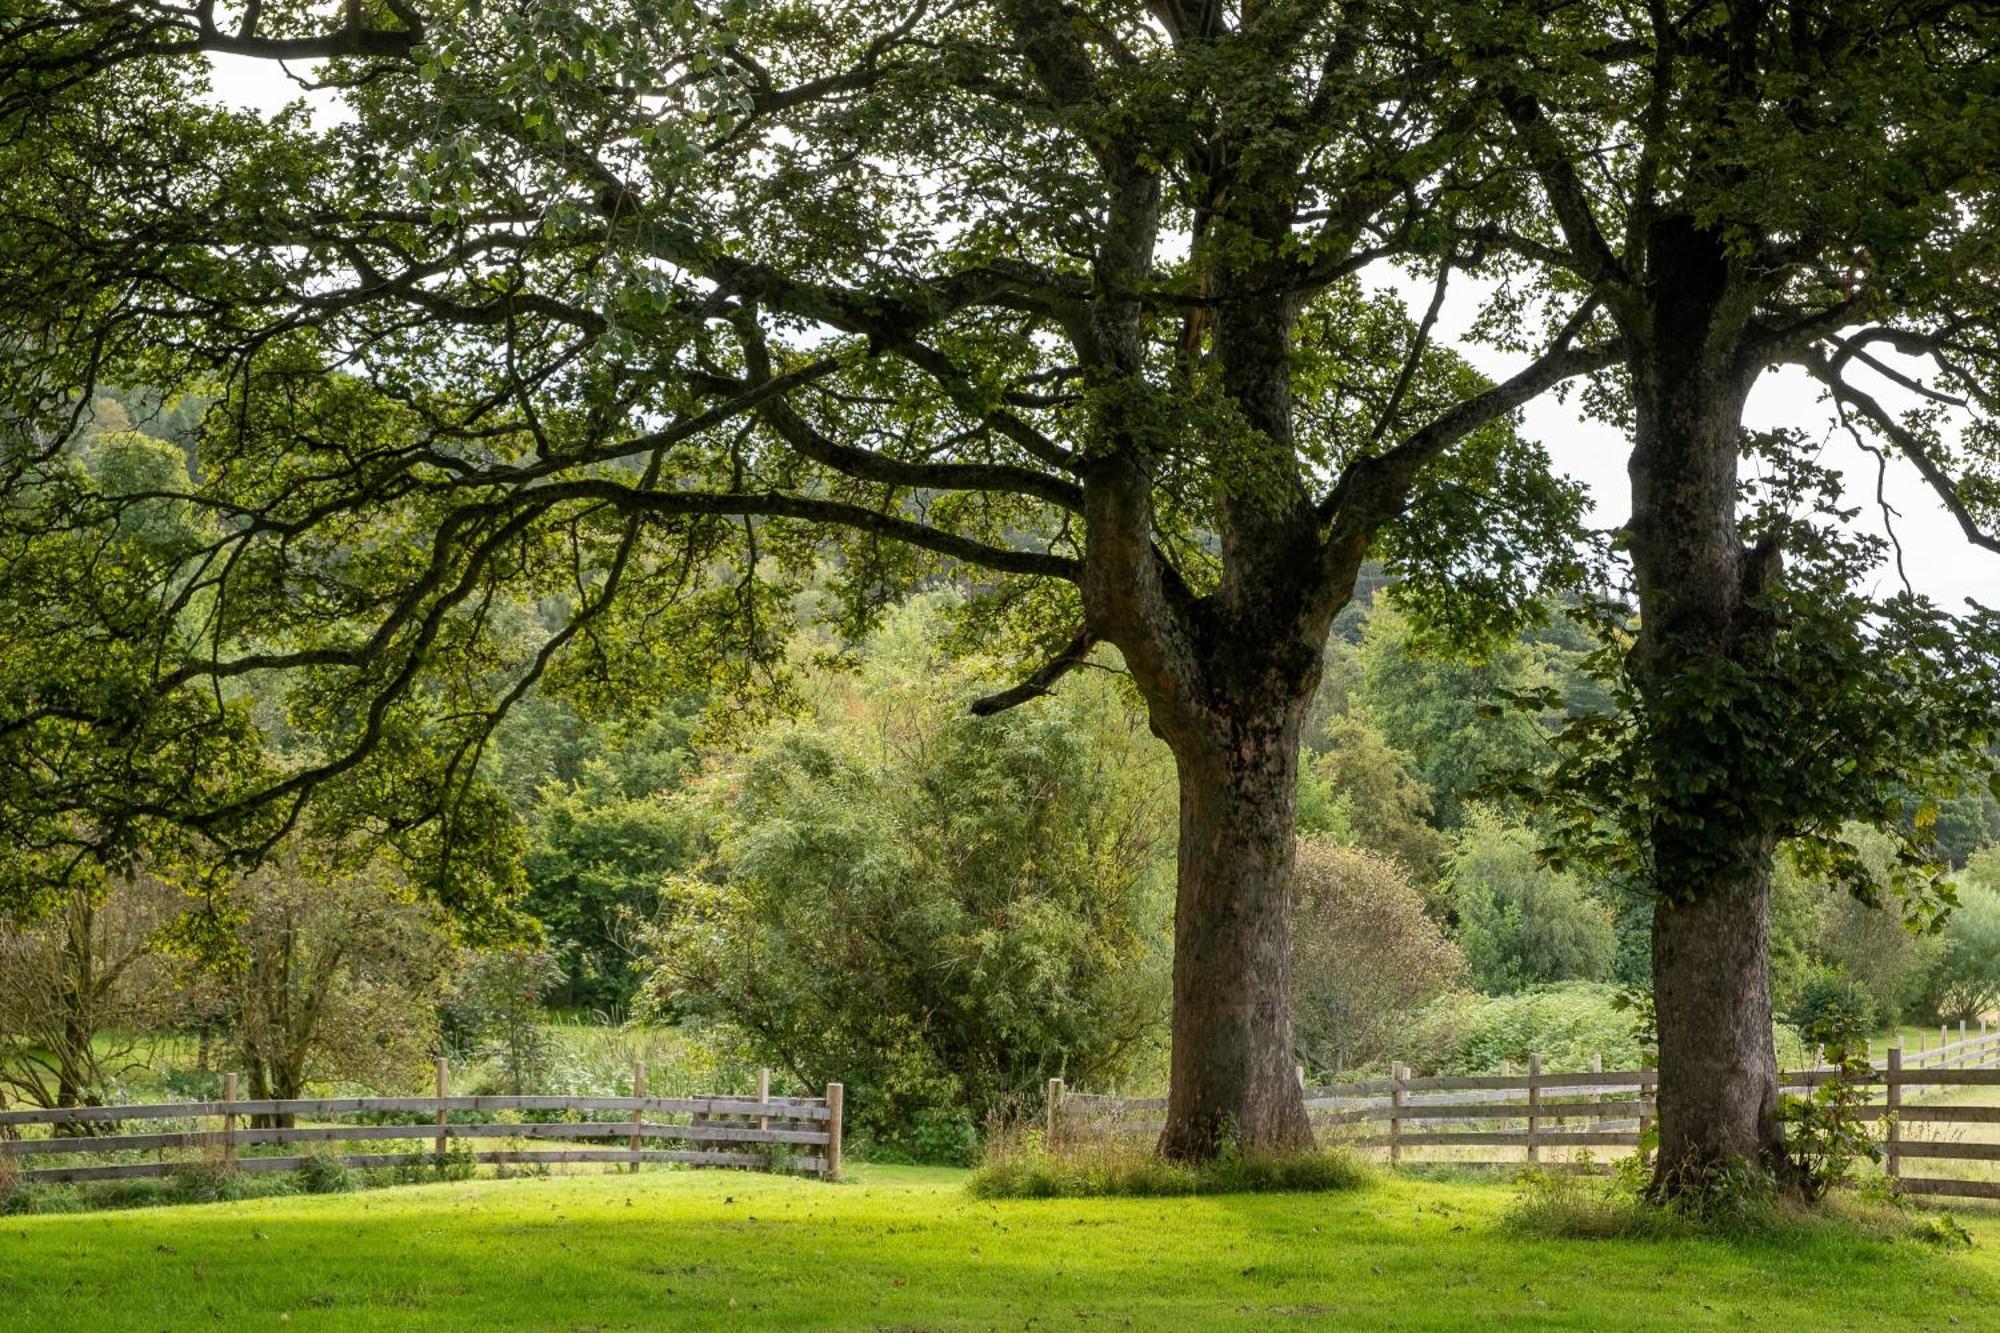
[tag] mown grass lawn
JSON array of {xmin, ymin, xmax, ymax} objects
[{"xmin": 3, "ymin": 1165, "xmax": 1997, "ymax": 1330}]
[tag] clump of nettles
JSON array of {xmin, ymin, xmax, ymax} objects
[
  {"xmin": 966, "ymin": 1112, "xmax": 1368, "ymax": 1199},
  {"xmin": 1778, "ymin": 1003, "xmax": 1881, "ymax": 1201}
]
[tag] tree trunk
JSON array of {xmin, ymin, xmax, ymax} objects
[
  {"xmin": 1650, "ymin": 840, "xmax": 1784, "ymax": 1190},
  {"xmin": 1155, "ymin": 702, "xmax": 1315, "ymax": 1160},
  {"xmin": 1623, "ymin": 213, "xmax": 1784, "ymax": 1195}
]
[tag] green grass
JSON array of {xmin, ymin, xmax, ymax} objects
[{"xmin": 3, "ymin": 1166, "xmax": 2000, "ymax": 1330}]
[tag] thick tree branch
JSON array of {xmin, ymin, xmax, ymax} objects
[{"xmin": 968, "ymin": 629, "xmax": 1099, "ymax": 715}]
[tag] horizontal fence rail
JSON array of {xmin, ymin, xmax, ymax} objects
[
  {"xmin": 0, "ymin": 1061, "xmax": 843, "ymax": 1186},
  {"xmin": 1052, "ymin": 1036, "xmax": 2000, "ymax": 1194}
]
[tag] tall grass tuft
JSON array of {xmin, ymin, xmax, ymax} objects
[{"xmin": 966, "ymin": 1111, "xmax": 1369, "ymax": 1199}]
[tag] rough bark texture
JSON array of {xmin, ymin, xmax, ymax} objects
[
  {"xmin": 1155, "ymin": 694, "xmax": 1318, "ymax": 1160},
  {"xmin": 1623, "ymin": 214, "xmax": 1785, "ymax": 1193},
  {"xmin": 1650, "ymin": 846, "xmax": 1782, "ymax": 1185}
]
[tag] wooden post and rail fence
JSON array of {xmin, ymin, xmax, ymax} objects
[
  {"xmin": 0, "ymin": 1063, "xmax": 844, "ymax": 1187},
  {"xmin": 1048, "ymin": 1024, "xmax": 2000, "ymax": 1202}
]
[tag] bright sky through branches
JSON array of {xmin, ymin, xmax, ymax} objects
[{"xmin": 205, "ymin": 52, "xmax": 1999, "ymax": 611}]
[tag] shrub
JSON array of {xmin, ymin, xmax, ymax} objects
[
  {"xmin": 642, "ymin": 597, "xmax": 1173, "ymax": 1161},
  {"xmin": 1444, "ymin": 808, "xmax": 1618, "ymax": 992},
  {"xmin": 1504, "ymin": 1167, "xmax": 1693, "ymax": 1241},
  {"xmin": 1780, "ymin": 1005, "xmax": 1880, "ymax": 1201},
  {"xmin": 1397, "ymin": 982, "xmax": 1647, "ymax": 1075},
  {"xmin": 1909, "ymin": 1211, "xmax": 1974, "ymax": 1250},
  {"xmin": 433, "ymin": 1141, "xmax": 478, "ymax": 1181},
  {"xmin": 1796, "ymin": 827, "xmax": 1933, "ymax": 1027},
  {"xmin": 1910, "ymin": 882, "xmax": 2000, "ymax": 1024},
  {"xmin": 1788, "ymin": 965, "xmax": 1878, "ymax": 1041},
  {"xmin": 293, "ymin": 1146, "xmax": 359, "ymax": 1195},
  {"xmin": 162, "ymin": 1067, "xmax": 225, "ymax": 1101},
  {"xmin": 447, "ymin": 947, "xmax": 567, "ymax": 1095},
  {"xmin": 167, "ymin": 1157, "xmax": 250, "ymax": 1204},
  {"xmin": 1290, "ymin": 841, "xmax": 1466, "ymax": 1075}
]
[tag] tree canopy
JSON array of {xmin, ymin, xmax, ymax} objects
[{"xmin": 4, "ymin": 0, "xmax": 2000, "ymax": 1173}]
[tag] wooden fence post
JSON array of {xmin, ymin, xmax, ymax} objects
[
  {"xmin": 1045, "ymin": 1077, "xmax": 1064, "ymax": 1148},
  {"xmin": 222, "ymin": 1072, "xmax": 238, "ymax": 1171},
  {"xmin": 1390, "ymin": 1064, "xmax": 1407, "ymax": 1168},
  {"xmin": 1526, "ymin": 1053, "xmax": 1541, "ymax": 1166},
  {"xmin": 1961, "ymin": 1019, "xmax": 1970, "ymax": 1067},
  {"xmin": 630, "ymin": 1059, "xmax": 646, "ymax": 1174},
  {"xmin": 825, "ymin": 1083, "xmax": 843, "ymax": 1181},
  {"xmin": 1636, "ymin": 1064, "xmax": 1652, "ymax": 1172},
  {"xmin": 1885, "ymin": 1046, "xmax": 1902, "ymax": 1187},
  {"xmin": 434, "ymin": 1057, "xmax": 449, "ymax": 1164},
  {"xmin": 757, "ymin": 1066, "xmax": 770, "ymax": 1135},
  {"xmin": 1589, "ymin": 1053, "xmax": 1603, "ymax": 1131}
]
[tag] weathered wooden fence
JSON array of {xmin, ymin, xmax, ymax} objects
[
  {"xmin": 0, "ymin": 1060, "xmax": 842, "ymax": 1185},
  {"xmin": 1051, "ymin": 1035, "xmax": 2000, "ymax": 1199}
]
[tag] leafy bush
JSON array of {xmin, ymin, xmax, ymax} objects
[
  {"xmin": 447, "ymin": 947, "xmax": 567, "ymax": 1094},
  {"xmin": 1788, "ymin": 965, "xmax": 1878, "ymax": 1041},
  {"xmin": 1910, "ymin": 881, "xmax": 2000, "ymax": 1024},
  {"xmin": 1444, "ymin": 808, "xmax": 1617, "ymax": 992},
  {"xmin": 1909, "ymin": 1211, "xmax": 1974, "ymax": 1250},
  {"xmin": 293, "ymin": 1147, "xmax": 359, "ymax": 1195},
  {"xmin": 162, "ymin": 1066, "xmax": 225, "ymax": 1101},
  {"xmin": 1290, "ymin": 841, "xmax": 1466, "ymax": 1075},
  {"xmin": 643, "ymin": 598, "xmax": 1173, "ymax": 1162},
  {"xmin": 167, "ymin": 1157, "xmax": 255, "ymax": 1204},
  {"xmin": 1780, "ymin": 1004, "xmax": 1880, "ymax": 1201},
  {"xmin": 1396, "ymin": 982, "xmax": 1647, "ymax": 1075},
  {"xmin": 1793, "ymin": 828, "xmax": 1934, "ymax": 1027}
]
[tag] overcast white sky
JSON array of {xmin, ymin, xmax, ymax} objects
[{"xmin": 207, "ymin": 54, "xmax": 2000, "ymax": 611}]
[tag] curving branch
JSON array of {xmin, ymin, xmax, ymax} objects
[
  {"xmin": 1797, "ymin": 348, "xmax": 2000, "ymax": 556},
  {"xmin": 969, "ymin": 628, "xmax": 1099, "ymax": 716}
]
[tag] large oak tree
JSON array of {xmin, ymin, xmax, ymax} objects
[{"xmin": 0, "ymin": 1, "xmax": 1605, "ymax": 1156}]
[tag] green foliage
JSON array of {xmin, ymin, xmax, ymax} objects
[
  {"xmin": 968, "ymin": 1129, "xmax": 1367, "ymax": 1200},
  {"xmin": 292, "ymin": 1147, "xmax": 360, "ymax": 1196},
  {"xmin": 1396, "ymin": 983, "xmax": 1648, "ymax": 1076},
  {"xmin": 222, "ymin": 843, "xmax": 457, "ymax": 1103},
  {"xmin": 1444, "ymin": 808, "xmax": 1617, "ymax": 993},
  {"xmin": 1354, "ymin": 597, "xmax": 1561, "ymax": 830},
  {"xmin": 1787, "ymin": 828, "xmax": 1933, "ymax": 1028},
  {"xmin": 447, "ymin": 948, "xmax": 568, "ymax": 1095},
  {"xmin": 1297, "ymin": 716, "xmax": 1445, "ymax": 878},
  {"xmin": 1779, "ymin": 1007, "xmax": 1880, "ymax": 1203},
  {"xmin": 1909, "ymin": 879, "xmax": 2000, "ymax": 1025},
  {"xmin": 1537, "ymin": 460, "xmax": 2000, "ymax": 928},
  {"xmin": 1788, "ymin": 966, "xmax": 1878, "ymax": 1042},
  {"xmin": 519, "ymin": 702, "xmax": 702, "ymax": 1014},
  {"xmin": 1931, "ymin": 792, "xmax": 2000, "ymax": 870},
  {"xmin": 643, "ymin": 598, "xmax": 1172, "ymax": 1162},
  {"xmin": 1290, "ymin": 841, "xmax": 1466, "ymax": 1076},
  {"xmin": 1909, "ymin": 1212, "xmax": 1975, "ymax": 1251}
]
